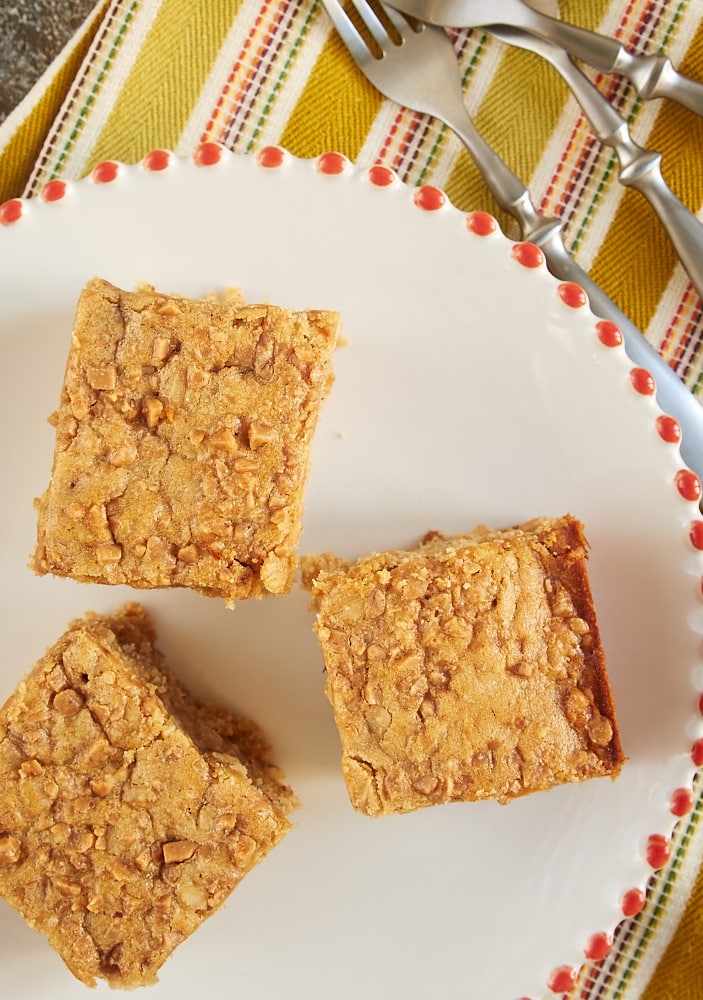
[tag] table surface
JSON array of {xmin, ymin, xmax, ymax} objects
[{"xmin": 0, "ymin": 0, "xmax": 97, "ymax": 124}]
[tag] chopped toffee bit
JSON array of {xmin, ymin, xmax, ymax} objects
[
  {"xmin": 0, "ymin": 604, "xmax": 298, "ymax": 987},
  {"xmin": 302, "ymin": 515, "xmax": 623, "ymax": 818},
  {"xmin": 33, "ymin": 277, "xmax": 339, "ymax": 604}
]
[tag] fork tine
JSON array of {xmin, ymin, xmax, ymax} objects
[
  {"xmin": 348, "ymin": 0, "xmax": 394, "ymax": 52},
  {"xmin": 372, "ymin": 1, "xmax": 414, "ymax": 36},
  {"xmin": 323, "ymin": 0, "xmax": 375, "ymax": 63}
]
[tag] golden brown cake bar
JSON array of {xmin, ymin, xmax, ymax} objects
[
  {"xmin": 0, "ymin": 604, "xmax": 297, "ymax": 988},
  {"xmin": 302, "ymin": 515, "xmax": 624, "ymax": 818},
  {"xmin": 33, "ymin": 278, "xmax": 339, "ymax": 603}
]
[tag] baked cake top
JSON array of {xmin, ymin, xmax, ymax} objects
[
  {"xmin": 0, "ymin": 604, "xmax": 297, "ymax": 987},
  {"xmin": 33, "ymin": 278, "xmax": 339, "ymax": 603},
  {"xmin": 303, "ymin": 515, "xmax": 624, "ymax": 817}
]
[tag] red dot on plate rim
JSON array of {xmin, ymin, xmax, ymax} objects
[
  {"xmin": 194, "ymin": 142, "xmax": 223, "ymax": 167},
  {"xmin": 689, "ymin": 521, "xmax": 703, "ymax": 550},
  {"xmin": 596, "ymin": 319, "xmax": 623, "ymax": 348},
  {"xmin": 256, "ymin": 145, "xmax": 285, "ymax": 169},
  {"xmin": 368, "ymin": 164, "xmax": 395, "ymax": 187},
  {"xmin": 41, "ymin": 179, "xmax": 67, "ymax": 202},
  {"xmin": 413, "ymin": 185, "xmax": 445, "ymax": 211},
  {"xmin": 547, "ymin": 965, "xmax": 577, "ymax": 993},
  {"xmin": 557, "ymin": 281, "xmax": 588, "ymax": 309},
  {"xmin": 585, "ymin": 931, "xmax": 613, "ymax": 962},
  {"xmin": 670, "ymin": 787, "xmax": 695, "ymax": 817},
  {"xmin": 316, "ymin": 151, "xmax": 347, "ymax": 175},
  {"xmin": 699, "ymin": 691, "xmax": 703, "ymax": 716},
  {"xmin": 657, "ymin": 414, "xmax": 681, "ymax": 445},
  {"xmin": 466, "ymin": 210, "xmax": 497, "ymax": 236},
  {"xmin": 621, "ymin": 887, "xmax": 646, "ymax": 917},
  {"xmin": 0, "ymin": 198, "xmax": 23, "ymax": 225},
  {"xmin": 143, "ymin": 149, "xmax": 171, "ymax": 171},
  {"xmin": 646, "ymin": 833, "xmax": 671, "ymax": 869},
  {"xmin": 511, "ymin": 242, "xmax": 544, "ymax": 269},
  {"xmin": 675, "ymin": 469, "xmax": 702, "ymax": 502},
  {"xmin": 630, "ymin": 367, "xmax": 656, "ymax": 395},
  {"xmin": 692, "ymin": 737, "xmax": 703, "ymax": 767},
  {"xmin": 92, "ymin": 160, "xmax": 120, "ymax": 184}
]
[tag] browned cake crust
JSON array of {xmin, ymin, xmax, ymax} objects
[
  {"xmin": 302, "ymin": 515, "xmax": 624, "ymax": 818},
  {"xmin": 0, "ymin": 604, "xmax": 297, "ymax": 988},
  {"xmin": 32, "ymin": 278, "xmax": 339, "ymax": 603}
]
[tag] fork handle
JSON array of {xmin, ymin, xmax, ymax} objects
[
  {"xmin": 554, "ymin": 44, "xmax": 703, "ymax": 304},
  {"xmin": 489, "ymin": 26, "xmax": 703, "ymax": 304},
  {"xmin": 446, "ymin": 117, "xmax": 559, "ymax": 239},
  {"xmin": 525, "ymin": 206, "xmax": 703, "ymax": 483},
  {"xmin": 556, "ymin": 54, "xmax": 703, "ymax": 305},
  {"xmin": 611, "ymin": 49, "xmax": 703, "ymax": 116},
  {"xmin": 448, "ymin": 114, "xmax": 703, "ymax": 479},
  {"xmin": 527, "ymin": 15, "xmax": 703, "ymax": 118}
]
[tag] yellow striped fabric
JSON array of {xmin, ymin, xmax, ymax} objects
[
  {"xmin": 591, "ymin": 14, "xmax": 703, "ymax": 340},
  {"xmin": 0, "ymin": 2, "xmax": 702, "ymax": 997},
  {"xmin": 444, "ymin": 39, "xmax": 570, "ymax": 233},
  {"xmin": 280, "ymin": 31, "xmax": 383, "ymax": 161},
  {"xmin": 643, "ymin": 859, "xmax": 703, "ymax": 1000},
  {"xmin": 0, "ymin": 0, "xmax": 110, "ymax": 203},
  {"xmin": 87, "ymin": 0, "xmax": 240, "ymax": 169}
]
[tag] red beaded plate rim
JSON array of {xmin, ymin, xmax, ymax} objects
[{"xmin": 2, "ymin": 145, "xmax": 701, "ymax": 1000}]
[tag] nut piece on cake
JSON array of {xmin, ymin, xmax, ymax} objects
[
  {"xmin": 32, "ymin": 278, "xmax": 340, "ymax": 603},
  {"xmin": 0, "ymin": 603, "xmax": 297, "ymax": 988},
  {"xmin": 302, "ymin": 515, "xmax": 624, "ymax": 818}
]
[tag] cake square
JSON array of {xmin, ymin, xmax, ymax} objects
[
  {"xmin": 302, "ymin": 515, "xmax": 624, "ymax": 817},
  {"xmin": 33, "ymin": 278, "xmax": 339, "ymax": 602},
  {"xmin": 0, "ymin": 604, "xmax": 297, "ymax": 988}
]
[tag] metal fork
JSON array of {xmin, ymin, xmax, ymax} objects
[
  {"xmin": 487, "ymin": 23, "xmax": 703, "ymax": 305},
  {"xmin": 390, "ymin": 0, "xmax": 703, "ymax": 118},
  {"xmin": 319, "ymin": 0, "xmax": 703, "ymax": 479}
]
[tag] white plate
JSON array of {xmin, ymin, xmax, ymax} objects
[{"xmin": 0, "ymin": 148, "xmax": 701, "ymax": 1000}]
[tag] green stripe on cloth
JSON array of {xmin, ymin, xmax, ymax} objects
[
  {"xmin": 279, "ymin": 32, "xmax": 384, "ymax": 161},
  {"xmin": 644, "ymin": 836, "xmax": 703, "ymax": 1000},
  {"xmin": 0, "ymin": 0, "xmax": 110, "ymax": 202},
  {"xmin": 86, "ymin": 0, "xmax": 240, "ymax": 169},
  {"xmin": 611, "ymin": 790, "xmax": 702, "ymax": 999},
  {"xmin": 240, "ymin": 0, "xmax": 322, "ymax": 155}
]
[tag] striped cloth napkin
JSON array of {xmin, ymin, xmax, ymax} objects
[{"xmin": 1, "ymin": 1, "xmax": 702, "ymax": 997}]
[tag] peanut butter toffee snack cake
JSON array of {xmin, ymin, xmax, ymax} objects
[
  {"xmin": 302, "ymin": 515, "xmax": 624, "ymax": 818},
  {"xmin": 33, "ymin": 278, "xmax": 339, "ymax": 603},
  {"xmin": 0, "ymin": 604, "xmax": 297, "ymax": 988}
]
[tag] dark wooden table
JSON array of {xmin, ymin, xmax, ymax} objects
[{"xmin": 0, "ymin": 0, "xmax": 97, "ymax": 124}]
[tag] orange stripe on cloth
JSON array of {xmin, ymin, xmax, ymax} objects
[
  {"xmin": 590, "ymin": 14, "xmax": 703, "ymax": 334},
  {"xmin": 201, "ymin": 0, "xmax": 289, "ymax": 146},
  {"xmin": 377, "ymin": 105, "xmax": 450, "ymax": 182},
  {"xmin": 0, "ymin": 0, "xmax": 110, "ymax": 203},
  {"xmin": 86, "ymin": 0, "xmax": 239, "ymax": 170},
  {"xmin": 278, "ymin": 31, "xmax": 383, "ymax": 162},
  {"xmin": 197, "ymin": 0, "xmax": 320, "ymax": 154}
]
